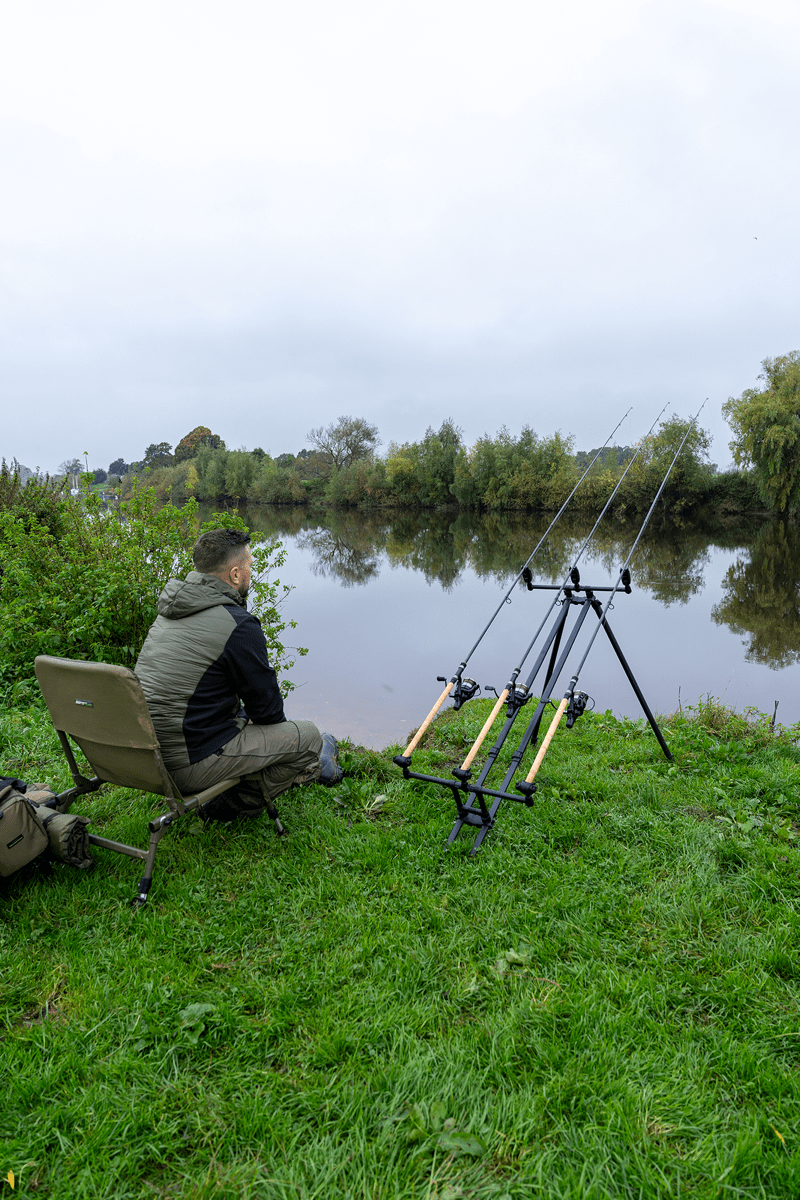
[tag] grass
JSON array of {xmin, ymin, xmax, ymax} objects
[{"xmin": 2, "ymin": 696, "xmax": 800, "ymax": 1198}]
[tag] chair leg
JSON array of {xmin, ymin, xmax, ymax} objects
[
  {"xmin": 258, "ymin": 781, "xmax": 286, "ymax": 837},
  {"xmin": 134, "ymin": 814, "xmax": 173, "ymax": 906}
]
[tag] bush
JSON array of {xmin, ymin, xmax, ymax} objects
[{"xmin": 0, "ymin": 484, "xmax": 303, "ymax": 695}]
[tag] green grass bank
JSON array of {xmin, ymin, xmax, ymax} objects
[{"xmin": 2, "ymin": 698, "xmax": 800, "ymax": 1199}]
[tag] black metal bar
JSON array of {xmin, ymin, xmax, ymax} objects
[
  {"xmin": 593, "ymin": 602, "xmax": 673, "ymax": 761},
  {"xmin": 521, "ymin": 583, "xmax": 629, "ymax": 592},
  {"xmin": 472, "ymin": 598, "xmax": 573, "ymax": 790},
  {"xmin": 402, "ymin": 767, "xmax": 535, "ymax": 806},
  {"xmin": 501, "ymin": 598, "xmax": 594, "ymax": 794},
  {"xmin": 522, "ymin": 595, "xmax": 574, "ymax": 751},
  {"xmin": 448, "ymin": 597, "xmax": 584, "ymax": 845},
  {"xmin": 539, "ymin": 601, "xmax": 568, "ymax": 713},
  {"xmin": 446, "ymin": 597, "xmax": 595, "ymax": 849}
]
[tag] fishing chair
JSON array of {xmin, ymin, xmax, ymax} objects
[{"xmin": 34, "ymin": 655, "xmax": 285, "ymax": 906}]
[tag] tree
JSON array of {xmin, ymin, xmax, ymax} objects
[
  {"xmin": 722, "ymin": 352, "xmax": 800, "ymax": 512},
  {"xmin": 623, "ymin": 416, "xmax": 712, "ymax": 516},
  {"xmin": 143, "ymin": 442, "xmax": 174, "ymax": 469},
  {"xmin": 93, "ymin": 467, "xmax": 108, "ymax": 484},
  {"xmin": 174, "ymin": 426, "xmax": 225, "ymax": 463},
  {"xmin": 224, "ymin": 450, "xmax": 256, "ymax": 504},
  {"xmin": 59, "ymin": 458, "xmax": 82, "ymax": 477},
  {"xmin": 414, "ymin": 419, "xmax": 464, "ymax": 506},
  {"xmin": 109, "ymin": 458, "xmax": 130, "ymax": 476},
  {"xmin": 307, "ymin": 415, "xmax": 381, "ymax": 471}
]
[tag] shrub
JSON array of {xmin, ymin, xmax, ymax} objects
[{"xmin": 0, "ymin": 485, "xmax": 303, "ymax": 695}]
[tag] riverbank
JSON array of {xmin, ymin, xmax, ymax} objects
[{"xmin": 2, "ymin": 698, "xmax": 800, "ymax": 1196}]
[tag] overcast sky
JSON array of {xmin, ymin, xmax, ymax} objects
[{"xmin": 2, "ymin": 0, "xmax": 798, "ymax": 475}]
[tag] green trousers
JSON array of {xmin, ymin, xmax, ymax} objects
[{"xmin": 170, "ymin": 719, "xmax": 323, "ymax": 801}]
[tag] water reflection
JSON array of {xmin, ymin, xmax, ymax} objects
[
  {"xmin": 712, "ymin": 521, "xmax": 800, "ymax": 668},
  {"xmin": 216, "ymin": 503, "xmax": 739, "ymax": 608},
  {"xmin": 188, "ymin": 502, "xmax": 800, "ymax": 740},
  {"xmin": 295, "ymin": 513, "xmax": 383, "ymax": 587}
]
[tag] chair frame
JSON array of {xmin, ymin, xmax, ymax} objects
[{"xmin": 34, "ymin": 655, "xmax": 285, "ymax": 906}]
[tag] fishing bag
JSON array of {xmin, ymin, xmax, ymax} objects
[
  {"xmin": 31, "ymin": 802, "xmax": 93, "ymax": 870},
  {"xmin": 0, "ymin": 784, "xmax": 49, "ymax": 877}
]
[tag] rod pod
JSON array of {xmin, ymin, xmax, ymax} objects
[{"xmin": 395, "ymin": 408, "xmax": 633, "ymax": 765}]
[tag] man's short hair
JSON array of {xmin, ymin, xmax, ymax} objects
[{"xmin": 193, "ymin": 529, "xmax": 251, "ymax": 574}]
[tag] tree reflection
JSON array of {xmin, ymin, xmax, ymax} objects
[
  {"xmin": 712, "ymin": 520, "xmax": 800, "ymax": 667},
  {"xmin": 295, "ymin": 512, "xmax": 384, "ymax": 587},
  {"xmin": 465, "ymin": 514, "xmax": 712, "ymax": 606},
  {"xmin": 202, "ymin": 502, "xmax": 756, "ymax": 615},
  {"xmin": 222, "ymin": 504, "xmax": 723, "ymax": 603},
  {"xmin": 385, "ymin": 512, "xmax": 474, "ymax": 590},
  {"xmin": 579, "ymin": 524, "xmax": 711, "ymax": 606}
]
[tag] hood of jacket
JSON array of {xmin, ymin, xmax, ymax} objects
[{"xmin": 156, "ymin": 571, "xmax": 246, "ymax": 620}]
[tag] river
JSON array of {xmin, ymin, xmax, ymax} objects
[{"xmin": 209, "ymin": 506, "xmax": 800, "ymax": 750}]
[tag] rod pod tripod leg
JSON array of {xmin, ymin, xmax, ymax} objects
[{"xmin": 589, "ymin": 599, "xmax": 673, "ymax": 762}]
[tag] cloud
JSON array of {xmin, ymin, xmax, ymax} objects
[{"xmin": 1, "ymin": 1, "xmax": 798, "ymax": 470}]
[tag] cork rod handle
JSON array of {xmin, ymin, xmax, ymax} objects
[
  {"xmin": 459, "ymin": 689, "xmax": 509, "ymax": 771},
  {"xmin": 524, "ymin": 696, "xmax": 569, "ymax": 785},
  {"xmin": 401, "ymin": 681, "xmax": 455, "ymax": 758}
]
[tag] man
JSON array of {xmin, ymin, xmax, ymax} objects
[{"xmin": 135, "ymin": 528, "xmax": 341, "ymax": 820}]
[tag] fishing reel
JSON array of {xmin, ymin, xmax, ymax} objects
[
  {"xmin": 565, "ymin": 690, "xmax": 592, "ymax": 728},
  {"xmin": 438, "ymin": 675, "xmax": 481, "ymax": 710},
  {"xmin": 507, "ymin": 683, "xmax": 532, "ymax": 714},
  {"xmin": 487, "ymin": 682, "xmax": 532, "ymax": 714}
]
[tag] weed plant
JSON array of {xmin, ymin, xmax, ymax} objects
[{"xmin": 2, "ymin": 698, "xmax": 800, "ymax": 1198}]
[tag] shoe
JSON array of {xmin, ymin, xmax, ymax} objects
[{"xmin": 319, "ymin": 732, "xmax": 344, "ymax": 786}]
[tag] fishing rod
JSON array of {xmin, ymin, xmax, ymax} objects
[
  {"xmin": 395, "ymin": 407, "xmax": 632, "ymax": 764},
  {"xmin": 516, "ymin": 401, "xmax": 708, "ymax": 796},
  {"xmin": 448, "ymin": 403, "xmax": 670, "ymax": 778},
  {"xmin": 394, "ymin": 403, "xmax": 707, "ymax": 854}
]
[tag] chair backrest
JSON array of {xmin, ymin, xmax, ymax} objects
[{"xmin": 34, "ymin": 656, "xmax": 174, "ymax": 797}]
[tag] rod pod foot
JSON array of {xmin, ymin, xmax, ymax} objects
[{"xmin": 515, "ymin": 780, "xmax": 537, "ymax": 805}]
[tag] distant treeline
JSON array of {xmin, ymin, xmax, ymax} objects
[{"xmin": 113, "ymin": 417, "xmax": 762, "ymax": 519}]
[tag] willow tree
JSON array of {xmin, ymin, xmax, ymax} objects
[{"xmin": 722, "ymin": 352, "xmax": 800, "ymax": 512}]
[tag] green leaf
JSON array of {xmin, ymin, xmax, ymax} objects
[
  {"xmin": 179, "ymin": 1002, "xmax": 217, "ymax": 1044},
  {"xmin": 429, "ymin": 1100, "xmax": 447, "ymax": 1132},
  {"xmin": 436, "ymin": 1130, "xmax": 487, "ymax": 1156}
]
